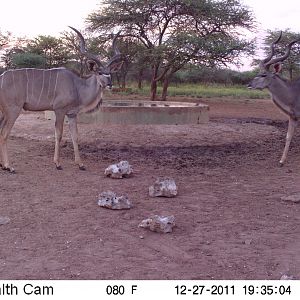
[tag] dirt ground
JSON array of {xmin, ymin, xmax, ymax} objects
[{"xmin": 1, "ymin": 95, "xmax": 300, "ymax": 280}]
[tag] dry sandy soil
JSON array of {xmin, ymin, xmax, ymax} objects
[{"xmin": 0, "ymin": 95, "xmax": 300, "ymax": 280}]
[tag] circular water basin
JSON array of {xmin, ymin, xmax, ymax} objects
[{"xmin": 45, "ymin": 100, "xmax": 209, "ymax": 125}]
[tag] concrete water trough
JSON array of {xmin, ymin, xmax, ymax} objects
[{"xmin": 45, "ymin": 100, "xmax": 209, "ymax": 125}]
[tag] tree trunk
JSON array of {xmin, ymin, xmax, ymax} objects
[
  {"xmin": 150, "ymin": 80, "xmax": 157, "ymax": 101},
  {"xmin": 289, "ymin": 67, "xmax": 293, "ymax": 81},
  {"xmin": 115, "ymin": 73, "xmax": 121, "ymax": 87},
  {"xmin": 150, "ymin": 65, "xmax": 159, "ymax": 101},
  {"xmin": 138, "ymin": 68, "xmax": 144, "ymax": 89},
  {"xmin": 161, "ymin": 76, "xmax": 170, "ymax": 101},
  {"xmin": 121, "ymin": 71, "xmax": 127, "ymax": 89}
]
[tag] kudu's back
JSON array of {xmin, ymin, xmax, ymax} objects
[{"xmin": 0, "ymin": 68, "xmax": 78, "ymax": 112}]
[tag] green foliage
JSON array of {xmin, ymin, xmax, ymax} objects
[
  {"xmin": 118, "ymin": 82, "xmax": 269, "ymax": 99},
  {"xmin": 11, "ymin": 53, "xmax": 45, "ymax": 68},
  {"xmin": 1, "ymin": 34, "xmax": 73, "ymax": 70},
  {"xmin": 173, "ymin": 67, "xmax": 257, "ymax": 85},
  {"xmin": 164, "ymin": 84, "xmax": 268, "ymax": 99},
  {"xmin": 87, "ymin": 0, "xmax": 255, "ymax": 99},
  {"xmin": 27, "ymin": 35, "xmax": 71, "ymax": 68}
]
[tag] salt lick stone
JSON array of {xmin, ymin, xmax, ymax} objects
[
  {"xmin": 280, "ymin": 274, "xmax": 295, "ymax": 280},
  {"xmin": 104, "ymin": 161, "xmax": 133, "ymax": 179},
  {"xmin": 281, "ymin": 194, "xmax": 300, "ymax": 203},
  {"xmin": 0, "ymin": 216, "xmax": 10, "ymax": 225},
  {"xmin": 149, "ymin": 177, "xmax": 178, "ymax": 197},
  {"xmin": 97, "ymin": 191, "xmax": 132, "ymax": 210},
  {"xmin": 139, "ymin": 215, "xmax": 175, "ymax": 233}
]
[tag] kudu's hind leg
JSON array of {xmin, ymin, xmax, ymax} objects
[
  {"xmin": 53, "ymin": 112, "xmax": 65, "ymax": 170},
  {"xmin": 0, "ymin": 111, "xmax": 21, "ymax": 173},
  {"xmin": 279, "ymin": 117, "xmax": 297, "ymax": 166},
  {"xmin": 67, "ymin": 115, "xmax": 85, "ymax": 170}
]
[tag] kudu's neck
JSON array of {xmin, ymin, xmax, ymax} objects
[
  {"xmin": 268, "ymin": 75, "xmax": 296, "ymax": 117},
  {"xmin": 76, "ymin": 74, "xmax": 103, "ymax": 114},
  {"xmin": 81, "ymin": 75, "xmax": 102, "ymax": 101}
]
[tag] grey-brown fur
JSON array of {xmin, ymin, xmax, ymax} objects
[
  {"xmin": 0, "ymin": 28, "xmax": 123, "ymax": 172},
  {"xmin": 248, "ymin": 33, "xmax": 300, "ymax": 166}
]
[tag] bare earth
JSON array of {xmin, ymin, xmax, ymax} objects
[{"xmin": 1, "ymin": 94, "xmax": 300, "ymax": 280}]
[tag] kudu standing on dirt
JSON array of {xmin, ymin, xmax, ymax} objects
[
  {"xmin": 248, "ymin": 33, "xmax": 300, "ymax": 166},
  {"xmin": 0, "ymin": 27, "xmax": 123, "ymax": 172}
]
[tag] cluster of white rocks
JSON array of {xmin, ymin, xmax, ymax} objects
[{"xmin": 99, "ymin": 161, "xmax": 177, "ymax": 233}]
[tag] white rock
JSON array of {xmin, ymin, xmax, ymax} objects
[
  {"xmin": 280, "ymin": 274, "xmax": 295, "ymax": 280},
  {"xmin": 244, "ymin": 239, "xmax": 252, "ymax": 245},
  {"xmin": 281, "ymin": 194, "xmax": 300, "ymax": 203},
  {"xmin": 104, "ymin": 161, "xmax": 133, "ymax": 179},
  {"xmin": 149, "ymin": 177, "xmax": 178, "ymax": 197},
  {"xmin": 0, "ymin": 216, "xmax": 10, "ymax": 225},
  {"xmin": 97, "ymin": 191, "xmax": 132, "ymax": 210},
  {"xmin": 139, "ymin": 215, "xmax": 175, "ymax": 233}
]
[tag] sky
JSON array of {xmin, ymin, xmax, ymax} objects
[
  {"xmin": 240, "ymin": 0, "xmax": 300, "ymax": 69},
  {"xmin": 0, "ymin": 0, "xmax": 100, "ymax": 37},
  {"xmin": 242, "ymin": 0, "xmax": 300, "ymax": 32},
  {"xmin": 1, "ymin": 0, "xmax": 300, "ymax": 69},
  {"xmin": 1, "ymin": 0, "xmax": 300, "ymax": 38}
]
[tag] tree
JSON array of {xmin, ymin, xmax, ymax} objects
[
  {"xmin": 1, "ymin": 35, "xmax": 31, "ymax": 69},
  {"xmin": 0, "ymin": 30, "xmax": 12, "ymax": 72},
  {"xmin": 27, "ymin": 35, "xmax": 70, "ymax": 68},
  {"xmin": 0, "ymin": 30, "xmax": 11, "ymax": 48},
  {"xmin": 262, "ymin": 29, "xmax": 300, "ymax": 80},
  {"xmin": 87, "ymin": 0, "xmax": 255, "ymax": 100},
  {"xmin": 11, "ymin": 52, "xmax": 46, "ymax": 68},
  {"xmin": 60, "ymin": 30, "xmax": 87, "ymax": 76}
]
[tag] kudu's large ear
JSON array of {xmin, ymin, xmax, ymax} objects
[
  {"xmin": 273, "ymin": 62, "xmax": 282, "ymax": 74},
  {"xmin": 86, "ymin": 60, "xmax": 99, "ymax": 72}
]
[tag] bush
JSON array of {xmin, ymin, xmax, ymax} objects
[
  {"xmin": 11, "ymin": 53, "xmax": 46, "ymax": 69},
  {"xmin": 171, "ymin": 66, "xmax": 257, "ymax": 85}
]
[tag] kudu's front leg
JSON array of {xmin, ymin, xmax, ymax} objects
[
  {"xmin": 54, "ymin": 112, "xmax": 65, "ymax": 170},
  {"xmin": 0, "ymin": 110, "xmax": 21, "ymax": 173},
  {"xmin": 279, "ymin": 117, "xmax": 298, "ymax": 166},
  {"xmin": 67, "ymin": 115, "xmax": 85, "ymax": 170}
]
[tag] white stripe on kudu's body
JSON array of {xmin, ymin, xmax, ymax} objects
[{"xmin": 0, "ymin": 27, "xmax": 123, "ymax": 173}]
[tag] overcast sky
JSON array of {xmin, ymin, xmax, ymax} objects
[
  {"xmin": 242, "ymin": 0, "xmax": 300, "ymax": 33},
  {"xmin": 0, "ymin": 0, "xmax": 100, "ymax": 37},
  {"xmin": 1, "ymin": 0, "xmax": 300, "ymax": 70},
  {"xmin": 1, "ymin": 0, "xmax": 300, "ymax": 38}
]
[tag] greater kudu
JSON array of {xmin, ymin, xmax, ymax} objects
[
  {"xmin": 248, "ymin": 33, "xmax": 300, "ymax": 165},
  {"xmin": 0, "ymin": 27, "xmax": 123, "ymax": 172}
]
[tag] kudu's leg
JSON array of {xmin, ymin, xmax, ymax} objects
[
  {"xmin": 0, "ymin": 110, "xmax": 21, "ymax": 173},
  {"xmin": 67, "ymin": 115, "xmax": 85, "ymax": 170},
  {"xmin": 53, "ymin": 112, "xmax": 65, "ymax": 170},
  {"xmin": 279, "ymin": 117, "xmax": 298, "ymax": 166}
]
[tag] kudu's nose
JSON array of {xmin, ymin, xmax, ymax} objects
[{"xmin": 106, "ymin": 76, "xmax": 113, "ymax": 90}]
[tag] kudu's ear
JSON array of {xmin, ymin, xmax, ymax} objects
[
  {"xmin": 108, "ymin": 61, "xmax": 123, "ymax": 73},
  {"xmin": 273, "ymin": 63, "xmax": 282, "ymax": 74},
  {"xmin": 86, "ymin": 60, "xmax": 98, "ymax": 72}
]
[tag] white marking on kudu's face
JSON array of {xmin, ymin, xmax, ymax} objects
[
  {"xmin": 248, "ymin": 72, "xmax": 273, "ymax": 90},
  {"xmin": 98, "ymin": 73, "xmax": 112, "ymax": 89}
]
